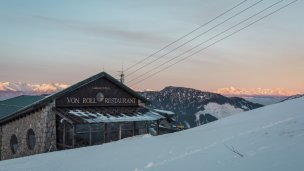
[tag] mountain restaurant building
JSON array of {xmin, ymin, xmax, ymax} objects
[{"xmin": 0, "ymin": 72, "xmax": 174, "ymax": 160}]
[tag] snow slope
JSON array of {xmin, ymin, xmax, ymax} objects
[
  {"xmin": 195, "ymin": 103, "xmax": 245, "ymax": 120},
  {"xmin": 1, "ymin": 98, "xmax": 304, "ymax": 171}
]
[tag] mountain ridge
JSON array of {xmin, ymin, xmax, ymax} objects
[{"xmin": 141, "ymin": 86, "xmax": 263, "ymax": 128}]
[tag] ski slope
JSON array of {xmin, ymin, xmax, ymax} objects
[{"xmin": 0, "ymin": 97, "xmax": 304, "ymax": 171}]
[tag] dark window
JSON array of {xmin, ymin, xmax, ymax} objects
[
  {"xmin": 27, "ymin": 129, "xmax": 36, "ymax": 150},
  {"xmin": 90, "ymin": 123, "xmax": 104, "ymax": 145},
  {"xmin": 75, "ymin": 133, "xmax": 90, "ymax": 147},
  {"xmin": 65, "ymin": 123, "xmax": 73, "ymax": 146},
  {"xmin": 121, "ymin": 122, "xmax": 134, "ymax": 139},
  {"xmin": 10, "ymin": 134, "xmax": 19, "ymax": 154},
  {"xmin": 135, "ymin": 121, "xmax": 147, "ymax": 135},
  {"xmin": 75, "ymin": 124, "xmax": 90, "ymax": 147},
  {"xmin": 91, "ymin": 132, "xmax": 103, "ymax": 145},
  {"xmin": 107, "ymin": 123, "xmax": 119, "ymax": 142},
  {"xmin": 75, "ymin": 124, "xmax": 104, "ymax": 146}
]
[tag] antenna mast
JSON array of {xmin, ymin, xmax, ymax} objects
[{"xmin": 119, "ymin": 64, "xmax": 125, "ymax": 84}]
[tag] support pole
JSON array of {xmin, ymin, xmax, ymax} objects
[
  {"xmin": 104, "ymin": 123, "xmax": 107, "ymax": 143},
  {"xmin": 119, "ymin": 123, "xmax": 122, "ymax": 140},
  {"xmin": 157, "ymin": 120, "xmax": 160, "ymax": 135},
  {"xmin": 63, "ymin": 123, "xmax": 66, "ymax": 149},
  {"xmin": 146, "ymin": 121, "xmax": 149, "ymax": 134},
  {"xmin": 89, "ymin": 125, "xmax": 92, "ymax": 145},
  {"xmin": 133, "ymin": 121, "xmax": 136, "ymax": 136},
  {"xmin": 72, "ymin": 125, "xmax": 76, "ymax": 148}
]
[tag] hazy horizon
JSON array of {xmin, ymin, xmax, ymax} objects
[{"xmin": 0, "ymin": 81, "xmax": 302, "ymax": 98}]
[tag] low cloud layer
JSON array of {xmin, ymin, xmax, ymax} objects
[
  {"xmin": 0, "ymin": 82, "xmax": 69, "ymax": 95},
  {"xmin": 214, "ymin": 87, "xmax": 301, "ymax": 97}
]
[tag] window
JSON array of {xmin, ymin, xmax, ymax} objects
[
  {"xmin": 65, "ymin": 123, "xmax": 73, "ymax": 146},
  {"xmin": 27, "ymin": 129, "xmax": 36, "ymax": 150},
  {"xmin": 10, "ymin": 134, "xmax": 19, "ymax": 154},
  {"xmin": 75, "ymin": 124, "xmax": 104, "ymax": 147},
  {"xmin": 107, "ymin": 123, "xmax": 119, "ymax": 142},
  {"xmin": 135, "ymin": 121, "xmax": 147, "ymax": 135},
  {"xmin": 75, "ymin": 124, "xmax": 90, "ymax": 147},
  {"xmin": 121, "ymin": 122, "xmax": 134, "ymax": 139},
  {"xmin": 90, "ymin": 123, "xmax": 104, "ymax": 145}
]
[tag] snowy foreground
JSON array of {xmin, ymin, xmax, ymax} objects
[{"xmin": 1, "ymin": 98, "xmax": 304, "ymax": 171}]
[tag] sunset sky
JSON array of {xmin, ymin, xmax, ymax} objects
[{"xmin": 0, "ymin": 0, "xmax": 303, "ymax": 95}]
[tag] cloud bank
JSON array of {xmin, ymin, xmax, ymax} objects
[
  {"xmin": 0, "ymin": 82, "xmax": 69, "ymax": 95},
  {"xmin": 213, "ymin": 87, "xmax": 301, "ymax": 97}
]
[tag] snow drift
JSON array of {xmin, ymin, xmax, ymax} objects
[{"xmin": 0, "ymin": 97, "xmax": 303, "ymax": 171}]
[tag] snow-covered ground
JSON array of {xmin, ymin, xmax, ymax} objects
[{"xmin": 1, "ymin": 97, "xmax": 304, "ymax": 171}]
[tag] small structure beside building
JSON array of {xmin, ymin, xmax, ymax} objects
[{"xmin": 0, "ymin": 72, "xmax": 175, "ymax": 160}]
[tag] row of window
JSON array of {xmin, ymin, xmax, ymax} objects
[
  {"xmin": 56, "ymin": 119, "xmax": 149, "ymax": 150},
  {"xmin": 10, "ymin": 129, "xmax": 36, "ymax": 154}
]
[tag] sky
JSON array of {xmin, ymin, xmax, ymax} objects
[{"xmin": 0, "ymin": 0, "xmax": 303, "ymax": 94}]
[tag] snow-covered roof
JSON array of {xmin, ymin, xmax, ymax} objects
[
  {"xmin": 55, "ymin": 107, "xmax": 165, "ymax": 124},
  {"xmin": 152, "ymin": 109, "xmax": 175, "ymax": 115}
]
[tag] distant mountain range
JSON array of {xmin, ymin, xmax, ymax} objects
[{"xmin": 141, "ymin": 86, "xmax": 263, "ymax": 128}]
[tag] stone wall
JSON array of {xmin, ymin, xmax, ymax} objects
[{"xmin": 0, "ymin": 102, "xmax": 56, "ymax": 160}]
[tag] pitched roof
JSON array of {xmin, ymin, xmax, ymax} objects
[
  {"xmin": 0, "ymin": 95, "xmax": 46, "ymax": 119},
  {"xmin": 0, "ymin": 72, "xmax": 149, "ymax": 125}
]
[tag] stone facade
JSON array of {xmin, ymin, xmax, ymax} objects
[{"xmin": 0, "ymin": 102, "xmax": 56, "ymax": 160}]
